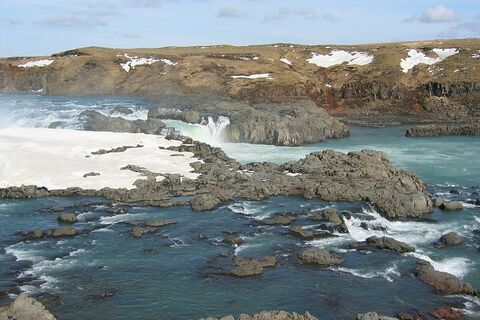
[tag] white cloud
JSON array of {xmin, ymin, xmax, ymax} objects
[
  {"xmin": 264, "ymin": 6, "xmax": 317, "ymax": 22},
  {"xmin": 406, "ymin": 4, "xmax": 461, "ymax": 23},
  {"xmin": 440, "ymin": 14, "xmax": 480, "ymax": 37},
  {"xmin": 217, "ymin": 4, "xmax": 245, "ymax": 18}
]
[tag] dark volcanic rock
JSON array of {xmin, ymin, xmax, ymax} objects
[
  {"xmin": 298, "ymin": 248, "xmax": 344, "ymax": 266},
  {"xmin": 0, "ymin": 142, "xmax": 432, "ymax": 222},
  {"xmin": 290, "ymin": 225, "xmax": 332, "ymax": 240},
  {"xmin": 415, "ymin": 260, "xmax": 477, "ymax": 296},
  {"xmin": 365, "ymin": 236, "xmax": 415, "ymax": 253},
  {"xmin": 406, "ymin": 124, "xmax": 480, "ymax": 137}
]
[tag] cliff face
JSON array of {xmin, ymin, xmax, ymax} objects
[{"xmin": 1, "ymin": 39, "xmax": 480, "ymax": 123}]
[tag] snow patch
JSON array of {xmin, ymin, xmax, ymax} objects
[
  {"xmin": 400, "ymin": 48, "xmax": 459, "ymax": 73},
  {"xmin": 472, "ymin": 50, "xmax": 480, "ymax": 59},
  {"xmin": 0, "ymin": 128, "xmax": 200, "ymax": 190},
  {"xmin": 18, "ymin": 59, "xmax": 54, "ymax": 68},
  {"xmin": 120, "ymin": 54, "xmax": 159, "ymax": 72},
  {"xmin": 307, "ymin": 50, "xmax": 373, "ymax": 68},
  {"xmin": 231, "ymin": 73, "xmax": 272, "ymax": 80},
  {"xmin": 160, "ymin": 58, "xmax": 177, "ymax": 66},
  {"xmin": 280, "ymin": 58, "xmax": 292, "ymax": 65}
]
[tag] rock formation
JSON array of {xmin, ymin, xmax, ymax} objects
[{"xmin": 0, "ymin": 294, "xmax": 56, "ymax": 320}]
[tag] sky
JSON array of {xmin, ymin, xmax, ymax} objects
[{"xmin": 0, "ymin": 0, "xmax": 479, "ymax": 57}]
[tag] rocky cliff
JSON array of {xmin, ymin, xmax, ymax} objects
[{"xmin": 1, "ymin": 39, "xmax": 480, "ymax": 124}]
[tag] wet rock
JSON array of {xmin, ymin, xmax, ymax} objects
[
  {"xmin": 439, "ymin": 201, "xmax": 463, "ymax": 211},
  {"xmin": 261, "ymin": 213, "xmax": 296, "ymax": 225},
  {"xmin": 50, "ymin": 227, "xmax": 77, "ymax": 237},
  {"xmin": 432, "ymin": 197, "xmax": 445, "ymax": 208},
  {"xmin": 430, "ymin": 307, "xmax": 462, "ymax": 319},
  {"xmin": 105, "ymin": 207, "xmax": 128, "ymax": 215},
  {"xmin": 229, "ymin": 256, "xmax": 277, "ymax": 277},
  {"xmin": 365, "ymin": 236, "xmax": 415, "ymax": 253},
  {"xmin": 132, "ymin": 226, "xmax": 158, "ymax": 238},
  {"xmin": 200, "ymin": 311, "xmax": 318, "ymax": 320},
  {"xmin": 198, "ymin": 233, "xmax": 208, "ymax": 240},
  {"xmin": 298, "ymin": 247, "xmax": 344, "ymax": 266},
  {"xmin": 476, "ymin": 198, "xmax": 480, "ymax": 206},
  {"xmin": 309, "ymin": 208, "xmax": 343, "ymax": 225},
  {"xmin": 144, "ymin": 248, "xmax": 155, "ymax": 254},
  {"xmin": 415, "ymin": 260, "xmax": 477, "ymax": 296},
  {"xmin": 290, "ymin": 225, "xmax": 331, "ymax": 240},
  {"xmin": 435, "ymin": 232, "xmax": 463, "ymax": 247},
  {"xmin": 222, "ymin": 232, "xmax": 243, "ymax": 246},
  {"xmin": 57, "ymin": 213, "xmax": 78, "ymax": 224},
  {"xmin": 449, "ymin": 189, "xmax": 459, "ymax": 194},
  {"xmin": 0, "ymin": 293, "xmax": 56, "ymax": 320},
  {"xmin": 100, "ymin": 291, "xmax": 115, "ymax": 299}
]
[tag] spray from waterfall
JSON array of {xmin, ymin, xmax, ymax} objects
[{"xmin": 162, "ymin": 116, "xmax": 231, "ymax": 145}]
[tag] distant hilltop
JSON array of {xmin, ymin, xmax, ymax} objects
[{"xmin": 1, "ymin": 38, "xmax": 479, "ymax": 124}]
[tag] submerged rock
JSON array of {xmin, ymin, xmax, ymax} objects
[
  {"xmin": 415, "ymin": 260, "xmax": 477, "ymax": 296},
  {"xmin": 365, "ymin": 236, "xmax": 415, "ymax": 253},
  {"xmin": 128, "ymin": 220, "xmax": 176, "ymax": 238},
  {"xmin": 0, "ymin": 294, "xmax": 56, "ymax": 320},
  {"xmin": 298, "ymin": 248, "xmax": 344, "ymax": 266}
]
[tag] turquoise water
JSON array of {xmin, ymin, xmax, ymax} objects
[{"xmin": 0, "ymin": 94, "xmax": 479, "ymax": 319}]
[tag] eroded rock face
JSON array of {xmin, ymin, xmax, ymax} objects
[
  {"xmin": 0, "ymin": 294, "xmax": 56, "ymax": 320},
  {"xmin": 415, "ymin": 260, "xmax": 477, "ymax": 296},
  {"xmin": 298, "ymin": 248, "xmax": 344, "ymax": 266},
  {"xmin": 406, "ymin": 123, "xmax": 480, "ymax": 137},
  {"xmin": 199, "ymin": 311, "xmax": 319, "ymax": 320},
  {"xmin": 148, "ymin": 99, "xmax": 349, "ymax": 146}
]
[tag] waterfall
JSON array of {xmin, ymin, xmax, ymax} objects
[
  {"xmin": 199, "ymin": 116, "xmax": 230, "ymax": 142},
  {"xmin": 162, "ymin": 115, "xmax": 231, "ymax": 145}
]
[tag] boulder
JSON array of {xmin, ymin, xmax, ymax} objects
[
  {"xmin": 435, "ymin": 232, "xmax": 463, "ymax": 247},
  {"xmin": 132, "ymin": 226, "xmax": 158, "ymax": 238},
  {"xmin": 57, "ymin": 213, "xmax": 78, "ymax": 224},
  {"xmin": 222, "ymin": 232, "xmax": 243, "ymax": 246},
  {"xmin": 261, "ymin": 213, "xmax": 296, "ymax": 225},
  {"xmin": 439, "ymin": 201, "xmax": 463, "ymax": 211},
  {"xmin": 298, "ymin": 248, "xmax": 344, "ymax": 266},
  {"xmin": 415, "ymin": 260, "xmax": 477, "ymax": 296},
  {"xmin": 309, "ymin": 208, "xmax": 343, "ymax": 225},
  {"xmin": 365, "ymin": 236, "xmax": 415, "ymax": 253},
  {"xmin": 229, "ymin": 256, "xmax": 277, "ymax": 277},
  {"xmin": 0, "ymin": 294, "xmax": 56, "ymax": 320},
  {"xmin": 290, "ymin": 225, "xmax": 332, "ymax": 240}
]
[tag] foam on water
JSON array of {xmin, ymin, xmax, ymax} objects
[
  {"xmin": 163, "ymin": 116, "xmax": 230, "ymax": 145},
  {"xmin": 334, "ymin": 263, "xmax": 401, "ymax": 282}
]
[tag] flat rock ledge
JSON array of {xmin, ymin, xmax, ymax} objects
[
  {"xmin": 0, "ymin": 138, "xmax": 432, "ymax": 220},
  {"xmin": 0, "ymin": 294, "xmax": 56, "ymax": 320},
  {"xmin": 415, "ymin": 260, "xmax": 477, "ymax": 296},
  {"xmin": 199, "ymin": 311, "xmax": 318, "ymax": 320},
  {"xmin": 406, "ymin": 123, "xmax": 480, "ymax": 137}
]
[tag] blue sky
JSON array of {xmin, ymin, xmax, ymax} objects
[{"xmin": 0, "ymin": 0, "xmax": 479, "ymax": 57}]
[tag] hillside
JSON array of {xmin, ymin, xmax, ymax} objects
[{"xmin": 1, "ymin": 38, "xmax": 480, "ymax": 124}]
